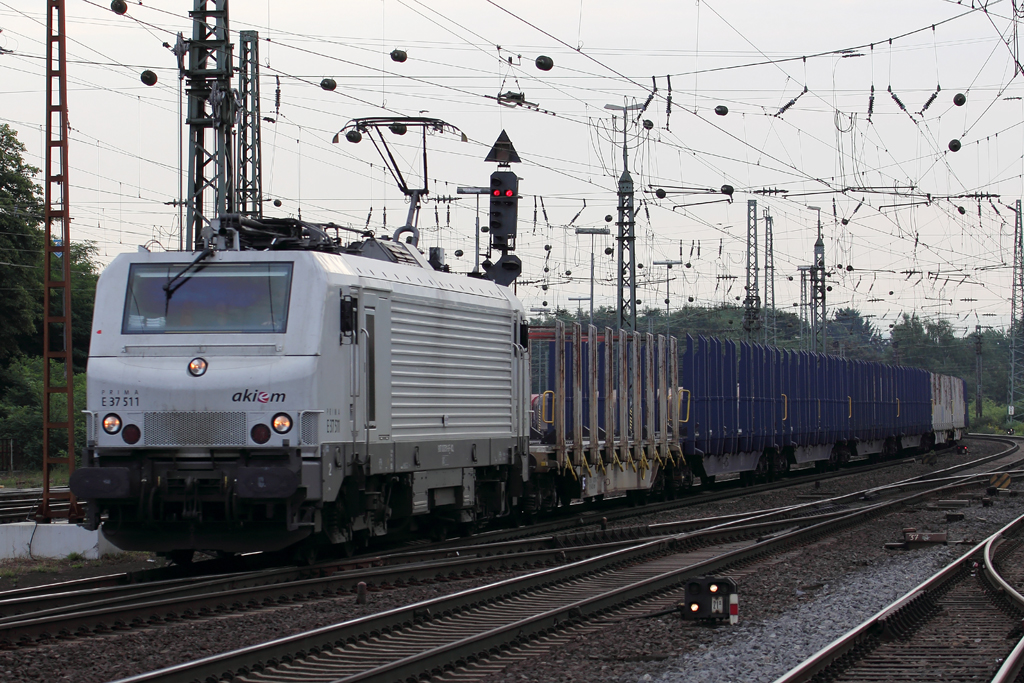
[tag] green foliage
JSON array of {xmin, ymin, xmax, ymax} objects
[
  {"xmin": 0, "ymin": 123, "xmax": 44, "ymax": 367},
  {"xmin": 0, "ymin": 124, "xmax": 100, "ymax": 468},
  {"xmin": 970, "ymin": 398, "xmax": 1010, "ymax": 434},
  {"xmin": 0, "ymin": 357, "xmax": 87, "ymax": 469}
]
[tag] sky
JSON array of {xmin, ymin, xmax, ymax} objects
[{"xmin": 2, "ymin": 0, "xmax": 1024, "ymax": 340}]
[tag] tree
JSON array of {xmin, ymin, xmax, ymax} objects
[
  {"xmin": 828, "ymin": 308, "xmax": 884, "ymax": 361},
  {"xmin": 0, "ymin": 123, "xmax": 100, "ymax": 467},
  {"xmin": 0, "ymin": 123, "xmax": 45, "ymax": 366}
]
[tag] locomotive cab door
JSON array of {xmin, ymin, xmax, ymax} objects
[{"xmin": 350, "ymin": 288, "xmax": 392, "ymax": 472}]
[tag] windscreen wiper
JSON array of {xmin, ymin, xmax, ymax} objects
[{"xmin": 163, "ymin": 247, "xmax": 213, "ymax": 307}]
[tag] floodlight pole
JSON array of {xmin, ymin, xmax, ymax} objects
[
  {"xmin": 654, "ymin": 259, "xmax": 683, "ymax": 338},
  {"xmin": 457, "ymin": 186, "xmax": 489, "ymax": 274},
  {"xmin": 576, "ymin": 226, "xmax": 611, "ymax": 326}
]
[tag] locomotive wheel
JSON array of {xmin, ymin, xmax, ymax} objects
[{"xmin": 828, "ymin": 448, "xmax": 840, "ymax": 470}]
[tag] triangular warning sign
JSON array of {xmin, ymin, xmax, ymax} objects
[{"xmin": 484, "ymin": 130, "xmax": 521, "ymax": 164}]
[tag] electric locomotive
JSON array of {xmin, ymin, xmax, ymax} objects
[{"xmin": 71, "ymin": 217, "xmax": 531, "ymax": 560}]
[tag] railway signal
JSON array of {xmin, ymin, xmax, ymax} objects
[
  {"xmin": 488, "ymin": 170, "xmax": 519, "ymax": 251},
  {"xmin": 679, "ymin": 576, "xmax": 738, "ymax": 623},
  {"xmin": 482, "ymin": 131, "xmax": 523, "ymax": 287}
]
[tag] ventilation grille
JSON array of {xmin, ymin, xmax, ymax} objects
[
  {"xmin": 380, "ymin": 241, "xmax": 420, "ymax": 266},
  {"xmin": 301, "ymin": 413, "xmax": 319, "ymax": 445},
  {"xmin": 144, "ymin": 412, "xmax": 246, "ymax": 446}
]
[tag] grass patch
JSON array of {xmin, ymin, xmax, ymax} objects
[{"xmin": 0, "ymin": 468, "xmax": 70, "ymax": 489}]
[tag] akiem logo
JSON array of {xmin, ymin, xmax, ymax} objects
[{"xmin": 232, "ymin": 389, "xmax": 286, "ymax": 403}]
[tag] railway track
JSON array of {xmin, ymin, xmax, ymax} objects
[
  {"xmin": 102, "ymin": 438, "xmax": 1024, "ymax": 683},
  {"xmin": 0, "ymin": 498, "xmax": 872, "ymax": 648},
  {"xmin": 0, "ymin": 486, "xmax": 69, "ymax": 522},
  {"xmin": 773, "ymin": 510, "xmax": 1024, "ymax": 683},
  {"xmin": 1, "ymin": 435, "xmax": 984, "ymax": 599},
  {"xmin": 0, "ymin": 436, "xmax": 1017, "ymax": 652}
]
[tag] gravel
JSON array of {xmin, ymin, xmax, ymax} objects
[
  {"xmin": 0, "ymin": 570, "xmax": 527, "ymax": 682},
  {"xmin": 486, "ymin": 479, "xmax": 1024, "ymax": 683}
]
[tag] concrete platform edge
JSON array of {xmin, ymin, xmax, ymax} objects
[{"xmin": 0, "ymin": 521, "xmax": 124, "ymax": 559}]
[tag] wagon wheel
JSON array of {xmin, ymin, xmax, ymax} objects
[{"xmin": 773, "ymin": 451, "xmax": 790, "ymax": 476}]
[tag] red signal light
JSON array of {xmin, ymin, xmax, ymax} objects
[
  {"xmin": 251, "ymin": 424, "xmax": 271, "ymax": 444},
  {"xmin": 122, "ymin": 424, "xmax": 141, "ymax": 445},
  {"xmin": 505, "ymin": 189, "xmax": 514, "ymax": 197},
  {"xmin": 493, "ymin": 190, "xmax": 501, "ymax": 196}
]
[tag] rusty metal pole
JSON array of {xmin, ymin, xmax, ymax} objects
[{"xmin": 37, "ymin": 0, "xmax": 82, "ymax": 522}]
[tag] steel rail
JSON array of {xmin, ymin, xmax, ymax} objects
[
  {"xmin": 985, "ymin": 519, "xmax": 1024, "ymax": 683},
  {"xmin": 3, "ymin": 435, "xmax": 1006, "ymax": 606},
  {"xmin": 0, "ymin": 469, "xmax": 925, "ymax": 634},
  {"xmin": 109, "ymin": 441, "xmax": 1020, "ymax": 683},
  {"xmin": 772, "ymin": 511, "xmax": 1024, "ymax": 683},
  {"xmin": 0, "ymin": 501, "xmax": 858, "ymax": 647},
  {"xmin": 0, "ymin": 501, "xmax": 818, "ymax": 622},
  {"xmin": 2, "ymin": 436, "xmax": 1013, "ymax": 653}
]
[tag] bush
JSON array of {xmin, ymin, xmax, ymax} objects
[{"xmin": 0, "ymin": 357, "xmax": 87, "ymax": 470}]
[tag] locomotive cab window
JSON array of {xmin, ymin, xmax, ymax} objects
[{"xmin": 122, "ymin": 262, "xmax": 293, "ymax": 334}]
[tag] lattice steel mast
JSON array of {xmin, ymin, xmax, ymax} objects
[
  {"xmin": 798, "ymin": 265, "xmax": 811, "ymax": 351},
  {"xmin": 763, "ymin": 208, "xmax": 776, "ymax": 346},
  {"xmin": 1009, "ymin": 200, "xmax": 1024, "ymax": 429},
  {"xmin": 184, "ymin": 0, "xmax": 234, "ymax": 251},
  {"xmin": 975, "ymin": 325, "xmax": 983, "ymax": 420},
  {"xmin": 37, "ymin": 0, "xmax": 82, "ymax": 521},
  {"xmin": 809, "ymin": 206, "xmax": 827, "ymax": 354},
  {"xmin": 606, "ymin": 102, "xmax": 641, "ymax": 332},
  {"xmin": 236, "ymin": 30, "xmax": 262, "ymax": 218},
  {"xmin": 742, "ymin": 199, "xmax": 761, "ymax": 340}
]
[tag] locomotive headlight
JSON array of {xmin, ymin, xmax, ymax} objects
[
  {"xmin": 271, "ymin": 413, "xmax": 292, "ymax": 434},
  {"xmin": 102, "ymin": 413, "xmax": 122, "ymax": 434},
  {"xmin": 188, "ymin": 357, "xmax": 208, "ymax": 377}
]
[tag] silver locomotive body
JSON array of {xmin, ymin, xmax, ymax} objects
[{"xmin": 72, "ymin": 242, "xmax": 530, "ymax": 555}]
